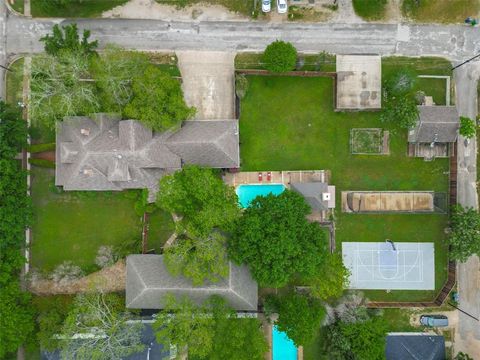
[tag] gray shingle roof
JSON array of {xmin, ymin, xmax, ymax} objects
[
  {"xmin": 291, "ymin": 182, "xmax": 329, "ymax": 211},
  {"xmin": 126, "ymin": 255, "xmax": 258, "ymax": 311},
  {"xmin": 56, "ymin": 115, "xmax": 240, "ymax": 199},
  {"xmin": 408, "ymin": 106, "xmax": 459, "ymax": 143},
  {"xmin": 386, "ymin": 334, "xmax": 445, "ymax": 360}
]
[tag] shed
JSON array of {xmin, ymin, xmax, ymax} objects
[{"xmin": 386, "ymin": 334, "xmax": 445, "ymax": 360}]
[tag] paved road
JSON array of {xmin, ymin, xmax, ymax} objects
[
  {"xmin": 454, "ymin": 62, "xmax": 480, "ymax": 356},
  {"xmin": 5, "ymin": 16, "xmax": 480, "ymax": 61}
]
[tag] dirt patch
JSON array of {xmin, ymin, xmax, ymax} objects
[
  {"xmin": 28, "ymin": 260, "xmax": 126, "ymax": 295},
  {"xmin": 32, "ymin": 150, "xmax": 55, "ymax": 162},
  {"xmin": 102, "ymin": 0, "xmax": 248, "ymax": 21}
]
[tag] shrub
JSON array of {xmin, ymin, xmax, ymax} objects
[
  {"xmin": 459, "ymin": 116, "xmax": 476, "ymax": 139},
  {"xmin": 95, "ymin": 246, "xmax": 118, "ymax": 269},
  {"xmin": 29, "ymin": 158, "xmax": 55, "ymax": 168},
  {"xmin": 381, "ymin": 95, "xmax": 419, "ymax": 129},
  {"xmin": 50, "ymin": 261, "xmax": 84, "ymax": 286},
  {"xmin": 384, "ymin": 69, "xmax": 417, "ymax": 97},
  {"xmin": 27, "ymin": 142, "xmax": 56, "ymax": 153},
  {"xmin": 263, "ymin": 40, "xmax": 297, "ymax": 73},
  {"xmin": 235, "ymin": 74, "xmax": 249, "ymax": 99}
]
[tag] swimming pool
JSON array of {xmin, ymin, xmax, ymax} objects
[
  {"xmin": 272, "ymin": 326, "xmax": 297, "ymax": 360},
  {"xmin": 236, "ymin": 184, "xmax": 285, "ymax": 208}
]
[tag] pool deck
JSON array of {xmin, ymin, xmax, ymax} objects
[{"xmin": 224, "ymin": 170, "xmax": 332, "ymax": 222}]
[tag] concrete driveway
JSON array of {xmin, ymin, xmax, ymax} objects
[{"xmin": 177, "ymin": 51, "xmax": 235, "ymax": 120}]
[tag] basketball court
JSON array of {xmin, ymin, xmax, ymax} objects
[{"xmin": 342, "ymin": 242, "xmax": 435, "ymax": 290}]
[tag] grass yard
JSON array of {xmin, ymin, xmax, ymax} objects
[
  {"xmin": 6, "ymin": 58, "xmax": 24, "ymax": 106},
  {"xmin": 352, "ymin": 0, "xmax": 387, "ymax": 21},
  {"xmin": 402, "ymin": 0, "xmax": 480, "ymax": 23},
  {"xmin": 235, "ymin": 52, "xmax": 336, "ymax": 72},
  {"xmin": 239, "ymin": 63, "xmax": 450, "ymax": 301},
  {"xmin": 147, "ymin": 209, "xmax": 175, "ymax": 253},
  {"xmin": 30, "ymin": 168, "xmax": 142, "ymax": 273},
  {"xmin": 9, "ymin": 0, "xmax": 24, "ymax": 14},
  {"xmin": 155, "ymin": 0, "xmax": 254, "ymax": 16},
  {"xmin": 31, "ymin": 0, "xmax": 128, "ymax": 17}
]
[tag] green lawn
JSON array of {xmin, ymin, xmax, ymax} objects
[
  {"xmin": 31, "ymin": 0, "xmax": 128, "ymax": 17},
  {"xmin": 402, "ymin": 0, "xmax": 480, "ymax": 23},
  {"xmin": 6, "ymin": 58, "xmax": 24, "ymax": 106},
  {"xmin": 235, "ymin": 52, "xmax": 336, "ymax": 72},
  {"xmin": 155, "ymin": 0, "xmax": 254, "ymax": 16},
  {"xmin": 30, "ymin": 168, "xmax": 142, "ymax": 273},
  {"xmin": 147, "ymin": 209, "xmax": 175, "ymax": 253},
  {"xmin": 352, "ymin": 0, "xmax": 387, "ymax": 21},
  {"xmin": 239, "ymin": 63, "xmax": 450, "ymax": 301},
  {"xmin": 10, "ymin": 0, "xmax": 24, "ymax": 14}
]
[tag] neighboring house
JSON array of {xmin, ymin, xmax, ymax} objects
[
  {"xmin": 386, "ymin": 333, "xmax": 445, "ymax": 360},
  {"xmin": 290, "ymin": 182, "xmax": 335, "ymax": 212},
  {"xmin": 336, "ymin": 54, "xmax": 381, "ymax": 110},
  {"xmin": 55, "ymin": 114, "xmax": 240, "ymax": 201},
  {"xmin": 408, "ymin": 105, "xmax": 459, "ymax": 160},
  {"xmin": 126, "ymin": 255, "xmax": 258, "ymax": 311}
]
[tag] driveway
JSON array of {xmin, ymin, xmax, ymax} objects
[{"xmin": 177, "ymin": 50, "xmax": 235, "ymax": 120}]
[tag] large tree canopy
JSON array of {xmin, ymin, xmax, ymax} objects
[
  {"xmin": 154, "ymin": 295, "xmax": 267, "ymax": 360},
  {"xmin": 448, "ymin": 205, "xmax": 480, "ymax": 261},
  {"xmin": 40, "ymin": 23, "xmax": 98, "ymax": 57},
  {"xmin": 265, "ymin": 292, "xmax": 325, "ymax": 347},
  {"xmin": 263, "ymin": 40, "xmax": 297, "ymax": 73},
  {"xmin": 306, "ymin": 253, "xmax": 350, "ymax": 301},
  {"xmin": 123, "ymin": 65, "xmax": 195, "ymax": 131},
  {"xmin": 228, "ymin": 190, "xmax": 328, "ymax": 287},
  {"xmin": 157, "ymin": 166, "xmax": 240, "ymax": 237},
  {"xmin": 59, "ymin": 292, "xmax": 144, "ymax": 360},
  {"xmin": 164, "ymin": 232, "xmax": 229, "ymax": 285}
]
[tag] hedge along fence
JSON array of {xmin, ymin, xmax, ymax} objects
[
  {"xmin": 28, "ymin": 158, "xmax": 55, "ymax": 168},
  {"xmin": 27, "ymin": 142, "xmax": 56, "ymax": 153}
]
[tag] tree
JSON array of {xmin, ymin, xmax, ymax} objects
[
  {"xmin": 459, "ymin": 116, "xmax": 476, "ymax": 139},
  {"xmin": 265, "ymin": 292, "xmax": 325, "ymax": 347},
  {"xmin": 40, "ymin": 23, "xmax": 98, "ymax": 57},
  {"xmin": 307, "ymin": 253, "xmax": 349, "ymax": 301},
  {"xmin": 154, "ymin": 295, "xmax": 267, "ymax": 359},
  {"xmin": 263, "ymin": 40, "xmax": 297, "ymax": 73},
  {"xmin": 455, "ymin": 352, "xmax": 474, "ymax": 360},
  {"xmin": 157, "ymin": 166, "xmax": 240, "ymax": 237},
  {"xmin": 90, "ymin": 45, "xmax": 149, "ymax": 112},
  {"xmin": 228, "ymin": 190, "xmax": 328, "ymax": 287},
  {"xmin": 37, "ymin": 296, "xmax": 74, "ymax": 351},
  {"xmin": 59, "ymin": 292, "xmax": 144, "ymax": 360},
  {"xmin": 30, "ymin": 52, "xmax": 100, "ymax": 129},
  {"xmin": 448, "ymin": 205, "xmax": 480, "ymax": 261},
  {"xmin": 381, "ymin": 95, "xmax": 419, "ymax": 129},
  {"xmin": 123, "ymin": 65, "xmax": 195, "ymax": 131},
  {"xmin": 0, "ymin": 102, "xmax": 28, "ymax": 158},
  {"xmin": 164, "ymin": 232, "xmax": 229, "ymax": 285},
  {"xmin": 0, "ymin": 282, "xmax": 35, "ymax": 358}
]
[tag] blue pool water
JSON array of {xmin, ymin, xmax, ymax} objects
[
  {"xmin": 272, "ymin": 326, "xmax": 297, "ymax": 360},
  {"xmin": 236, "ymin": 184, "xmax": 285, "ymax": 208}
]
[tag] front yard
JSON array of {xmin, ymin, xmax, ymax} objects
[{"xmin": 239, "ymin": 61, "xmax": 450, "ymax": 302}]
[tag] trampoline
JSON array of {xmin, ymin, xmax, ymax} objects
[{"xmin": 342, "ymin": 242, "xmax": 435, "ymax": 290}]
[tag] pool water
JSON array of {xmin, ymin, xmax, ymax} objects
[
  {"xmin": 236, "ymin": 184, "xmax": 285, "ymax": 208},
  {"xmin": 272, "ymin": 326, "xmax": 297, "ymax": 360}
]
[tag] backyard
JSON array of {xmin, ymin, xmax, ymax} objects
[{"xmin": 238, "ymin": 57, "xmax": 452, "ymax": 303}]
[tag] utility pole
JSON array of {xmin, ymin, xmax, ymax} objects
[{"xmin": 452, "ymin": 52, "xmax": 480, "ymax": 71}]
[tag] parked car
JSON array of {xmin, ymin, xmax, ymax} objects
[
  {"xmin": 262, "ymin": 0, "xmax": 271, "ymax": 13},
  {"xmin": 420, "ymin": 315, "xmax": 449, "ymax": 327},
  {"xmin": 277, "ymin": 0, "xmax": 287, "ymax": 14}
]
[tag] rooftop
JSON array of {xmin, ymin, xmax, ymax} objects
[
  {"xmin": 386, "ymin": 333, "xmax": 445, "ymax": 360},
  {"xmin": 408, "ymin": 106, "xmax": 459, "ymax": 143}
]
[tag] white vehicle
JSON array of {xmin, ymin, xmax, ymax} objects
[
  {"xmin": 277, "ymin": 0, "xmax": 287, "ymax": 14},
  {"xmin": 262, "ymin": 0, "xmax": 271, "ymax": 13}
]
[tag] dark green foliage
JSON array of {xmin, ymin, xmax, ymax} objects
[
  {"xmin": 380, "ymin": 95, "xmax": 419, "ymax": 129},
  {"xmin": 133, "ymin": 189, "xmax": 157, "ymax": 216},
  {"xmin": 29, "ymin": 158, "xmax": 56, "ymax": 168},
  {"xmin": 154, "ymin": 295, "xmax": 267, "ymax": 359},
  {"xmin": 228, "ymin": 190, "xmax": 328, "ymax": 287},
  {"xmin": 157, "ymin": 166, "xmax": 240, "ymax": 237},
  {"xmin": 326, "ymin": 317, "xmax": 388, "ymax": 360},
  {"xmin": 40, "ymin": 24, "xmax": 98, "ymax": 57},
  {"xmin": 459, "ymin": 116, "xmax": 476, "ymax": 139},
  {"xmin": 123, "ymin": 65, "xmax": 195, "ymax": 131},
  {"xmin": 265, "ymin": 292, "xmax": 325, "ymax": 346},
  {"xmin": 384, "ymin": 69, "xmax": 417, "ymax": 96},
  {"xmin": 306, "ymin": 253, "xmax": 350, "ymax": 301},
  {"xmin": 36, "ymin": 296, "xmax": 73, "ymax": 351},
  {"xmin": 448, "ymin": 205, "xmax": 480, "ymax": 261},
  {"xmin": 352, "ymin": 0, "xmax": 387, "ymax": 20},
  {"xmin": 263, "ymin": 41, "xmax": 297, "ymax": 73},
  {"xmin": 455, "ymin": 352, "xmax": 474, "ymax": 360},
  {"xmin": 27, "ymin": 142, "xmax": 56, "ymax": 153}
]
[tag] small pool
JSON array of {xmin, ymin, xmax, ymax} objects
[
  {"xmin": 272, "ymin": 326, "xmax": 297, "ymax": 360},
  {"xmin": 236, "ymin": 184, "xmax": 285, "ymax": 208}
]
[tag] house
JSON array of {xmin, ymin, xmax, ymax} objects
[
  {"xmin": 336, "ymin": 54, "xmax": 381, "ymax": 110},
  {"xmin": 55, "ymin": 114, "xmax": 240, "ymax": 201},
  {"xmin": 408, "ymin": 106, "xmax": 459, "ymax": 159},
  {"xmin": 386, "ymin": 334, "xmax": 445, "ymax": 360},
  {"xmin": 126, "ymin": 255, "xmax": 258, "ymax": 311},
  {"xmin": 290, "ymin": 182, "xmax": 335, "ymax": 212}
]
